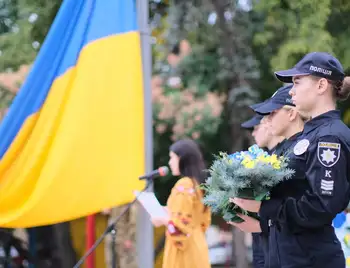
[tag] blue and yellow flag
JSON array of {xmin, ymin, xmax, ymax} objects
[{"xmin": 0, "ymin": 0, "xmax": 145, "ymax": 227}]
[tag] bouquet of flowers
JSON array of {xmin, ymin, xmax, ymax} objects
[{"xmin": 202, "ymin": 145, "xmax": 294, "ymax": 223}]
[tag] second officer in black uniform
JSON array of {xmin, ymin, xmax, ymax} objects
[{"xmin": 254, "ymin": 85, "xmax": 305, "ymax": 268}]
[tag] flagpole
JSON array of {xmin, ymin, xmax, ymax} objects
[{"xmin": 136, "ymin": 1, "xmax": 154, "ymax": 268}]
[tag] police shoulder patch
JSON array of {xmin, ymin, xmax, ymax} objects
[
  {"xmin": 293, "ymin": 139, "xmax": 310, "ymax": 155},
  {"xmin": 317, "ymin": 142, "xmax": 341, "ymax": 167}
]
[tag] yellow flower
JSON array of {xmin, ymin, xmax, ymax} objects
[
  {"xmin": 257, "ymin": 155, "xmax": 270, "ymax": 164},
  {"xmin": 344, "ymin": 234, "xmax": 350, "ymax": 247},
  {"xmin": 243, "ymin": 160, "xmax": 256, "ymax": 169},
  {"xmin": 272, "ymin": 161, "xmax": 281, "ymax": 170},
  {"xmin": 269, "ymin": 154, "xmax": 278, "ymax": 163},
  {"xmin": 241, "ymin": 156, "xmax": 251, "ymax": 163},
  {"xmin": 346, "ymin": 257, "xmax": 350, "ymax": 266},
  {"xmin": 242, "ymin": 156, "xmax": 256, "ymax": 169}
]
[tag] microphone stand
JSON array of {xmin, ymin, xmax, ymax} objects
[
  {"xmin": 73, "ymin": 179, "xmax": 153, "ymax": 268},
  {"xmin": 111, "ymin": 226, "xmax": 117, "ymax": 268}
]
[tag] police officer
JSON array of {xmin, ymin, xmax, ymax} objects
[
  {"xmin": 231, "ymin": 52, "xmax": 350, "ymax": 268},
  {"xmin": 241, "ymin": 114, "xmax": 263, "ymax": 130},
  {"xmin": 253, "ymin": 85, "xmax": 306, "ymax": 156},
  {"xmin": 241, "ymin": 113, "xmax": 284, "ymax": 154},
  {"xmin": 254, "ymin": 85, "xmax": 307, "ymax": 268},
  {"xmin": 241, "ymin": 92, "xmax": 301, "ymax": 268},
  {"xmin": 236, "ymin": 85, "xmax": 306, "ymax": 268},
  {"xmin": 241, "ymin": 113, "xmax": 283, "ymax": 268}
]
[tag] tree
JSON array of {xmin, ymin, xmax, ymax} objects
[
  {"xmin": 0, "ymin": 0, "xmax": 19, "ymax": 34},
  {"xmin": 158, "ymin": 0, "xmax": 260, "ymax": 148},
  {"xmin": 251, "ymin": 0, "xmax": 350, "ymax": 120},
  {"xmin": 152, "ymin": 1, "xmax": 261, "ymax": 266},
  {"xmin": 0, "ymin": 0, "xmax": 170, "ymax": 72},
  {"xmin": 0, "ymin": 0, "xmax": 38, "ymax": 71},
  {"xmin": 253, "ymin": 0, "xmax": 333, "ymax": 71},
  {"xmin": 25, "ymin": 0, "xmax": 62, "ymax": 44}
]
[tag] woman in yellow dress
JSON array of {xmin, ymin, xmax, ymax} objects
[{"xmin": 152, "ymin": 138, "xmax": 211, "ymax": 268}]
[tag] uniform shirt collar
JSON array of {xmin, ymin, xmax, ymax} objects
[
  {"xmin": 289, "ymin": 131, "xmax": 303, "ymax": 141},
  {"xmin": 303, "ymin": 110, "xmax": 341, "ymax": 134}
]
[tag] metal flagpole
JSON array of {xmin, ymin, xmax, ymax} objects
[{"xmin": 136, "ymin": 1, "xmax": 154, "ymax": 268}]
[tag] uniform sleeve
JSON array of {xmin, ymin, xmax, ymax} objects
[
  {"xmin": 261, "ymin": 135, "xmax": 350, "ymax": 232},
  {"xmin": 166, "ymin": 178, "xmax": 197, "ymax": 250}
]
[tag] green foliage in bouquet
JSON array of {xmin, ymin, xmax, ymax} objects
[{"xmin": 202, "ymin": 145, "xmax": 295, "ymax": 223}]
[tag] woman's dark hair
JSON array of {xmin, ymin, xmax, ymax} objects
[
  {"xmin": 170, "ymin": 43, "xmax": 180, "ymax": 55},
  {"xmin": 170, "ymin": 138, "xmax": 208, "ymax": 210},
  {"xmin": 169, "ymin": 138, "xmax": 206, "ymax": 185}
]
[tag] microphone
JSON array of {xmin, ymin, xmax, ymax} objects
[{"xmin": 139, "ymin": 166, "xmax": 169, "ymax": 180}]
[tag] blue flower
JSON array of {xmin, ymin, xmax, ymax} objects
[
  {"xmin": 246, "ymin": 151, "xmax": 256, "ymax": 160},
  {"xmin": 248, "ymin": 144, "xmax": 266, "ymax": 157},
  {"xmin": 229, "ymin": 152, "xmax": 244, "ymax": 161}
]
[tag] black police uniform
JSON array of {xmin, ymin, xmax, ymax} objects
[
  {"xmin": 257, "ymin": 143, "xmax": 282, "ymax": 268},
  {"xmin": 260, "ymin": 51, "xmax": 350, "ymax": 267},
  {"xmin": 251, "ymin": 139, "xmax": 285, "ymax": 268},
  {"xmin": 260, "ymin": 110, "xmax": 350, "ymax": 268},
  {"xmin": 248, "ymin": 84, "xmax": 295, "ymax": 268},
  {"xmin": 259, "ymin": 132, "xmax": 303, "ymax": 268}
]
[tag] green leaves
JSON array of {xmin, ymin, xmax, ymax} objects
[
  {"xmin": 0, "ymin": 20, "xmax": 36, "ymax": 71},
  {"xmin": 202, "ymin": 152, "xmax": 294, "ymax": 222},
  {"xmin": 0, "ymin": 0, "xmax": 19, "ymax": 34},
  {"xmin": 253, "ymin": 0, "xmax": 340, "ymax": 70}
]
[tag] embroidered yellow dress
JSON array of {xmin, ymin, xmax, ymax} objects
[{"xmin": 163, "ymin": 177, "xmax": 211, "ymax": 268}]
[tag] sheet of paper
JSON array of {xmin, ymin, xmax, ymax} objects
[{"xmin": 133, "ymin": 191, "xmax": 168, "ymax": 218}]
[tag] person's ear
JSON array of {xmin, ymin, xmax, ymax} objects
[
  {"xmin": 317, "ymin": 78, "xmax": 329, "ymax": 95},
  {"xmin": 288, "ymin": 108, "xmax": 297, "ymax": 122}
]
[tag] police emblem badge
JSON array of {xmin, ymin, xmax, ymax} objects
[
  {"xmin": 317, "ymin": 142, "xmax": 341, "ymax": 167},
  {"xmin": 293, "ymin": 139, "xmax": 310, "ymax": 155}
]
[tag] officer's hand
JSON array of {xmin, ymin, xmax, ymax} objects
[
  {"xmin": 228, "ymin": 214, "xmax": 261, "ymax": 233},
  {"xmin": 229, "ymin": 197, "xmax": 261, "ymax": 212}
]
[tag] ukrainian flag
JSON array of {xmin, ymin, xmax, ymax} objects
[{"xmin": 0, "ymin": 0, "xmax": 145, "ymax": 227}]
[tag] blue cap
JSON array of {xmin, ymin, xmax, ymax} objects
[
  {"xmin": 253, "ymin": 85, "xmax": 294, "ymax": 114},
  {"xmin": 241, "ymin": 114, "xmax": 263, "ymax": 129},
  {"xmin": 249, "ymin": 100, "xmax": 268, "ymax": 111},
  {"xmin": 275, "ymin": 52, "xmax": 345, "ymax": 83},
  {"xmin": 249, "ymin": 102, "xmax": 264, "ymax": 110}
]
